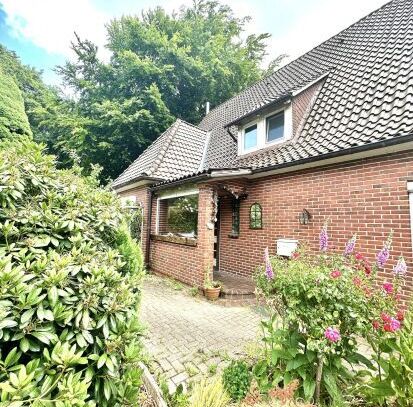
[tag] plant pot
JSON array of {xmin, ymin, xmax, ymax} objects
[{"xmin": 204, "ymin": 286, "xmax": 221, "ymax": 301}]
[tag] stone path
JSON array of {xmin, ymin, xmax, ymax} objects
[{"xmin": 140, "ymin": 275, "xmax": 263, "ymax": 392}]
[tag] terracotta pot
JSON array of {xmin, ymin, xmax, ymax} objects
[{"xmin": 204, "ymin": 286, "xmax": 221, "ymax": 301}]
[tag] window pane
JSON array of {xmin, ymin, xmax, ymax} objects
[
  {"xmin": 165, "ymin": 194, "xmax": 198, "ymax": 236},
  {"xmin": 244, "ymin": 124, "xmax": 257, "ymax": 150},
  {"xmin": 267, "ymin": 112, "xmax": 284, "ymax": 142}
]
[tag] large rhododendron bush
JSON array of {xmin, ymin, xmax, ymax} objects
[
  {"xmin": 0, "ymin": 138, "xmax": 144, "ymax": 406},
  {"xmin": 254, "ymin": 223, "xmax": 408, "ymax": 405}
]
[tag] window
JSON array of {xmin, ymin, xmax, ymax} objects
[
  {"xmin": 158, "ymin": 194, "xmax": 198, "ymax": 237},
  {"xmin": 243, "ymin": 124, "xmax": 257, "ymax": 151},
  {"xmin": 230, "ymin": 198, "xmax": 240, "ymax": 237},
  {"xmin": 266, "ymin": 112, "xmax": 284, "ymax": 142},
  {"xmin": 250, "ymin": 203, "xmax": 262, "ymax": 229},
  {"xmin": 238, "ymin": 105, "xmax": 292, "ymax": 155}
]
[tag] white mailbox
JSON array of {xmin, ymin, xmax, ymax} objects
[{"xmin": 276, "ymin": 238, "xmax": 298, "ymax": 257}]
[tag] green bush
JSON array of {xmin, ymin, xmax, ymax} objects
[
  {"xmin": 222, "ymin": 360, "xmax": 251, "ymax": 401},
  {"xmin": 0, "ymin": 67, "xmax": 32, "ymax": 139},
  {"xmin": 0, "ymin": 137, "xmax": 144, "ymax": 405},
  {"xmin": 255, "ymin": 226, "xmax": 405, "ymax": 405}
]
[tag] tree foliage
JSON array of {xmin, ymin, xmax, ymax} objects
[
  {"xmin": 54, "ymin": 0, "xmax": 280, "ymax": 181},
  {"xmin": 0, "ymin": 1, "xmax": 282, "ymax": 182},
  {"xmin": 0, "ymin": 64, "xmax": 32, "ymax": 139},
  {"xmin": 0, "ymin": 137, "xmax": 144, "ymax": 405}
]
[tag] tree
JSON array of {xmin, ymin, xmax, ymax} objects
[
  {"xmin": 55, "ymin": 0, "xmax": 282, "ymax": 181},
  {"xmin": 0, "ymin": 66, "xmax": 32, "ymax": 139}
]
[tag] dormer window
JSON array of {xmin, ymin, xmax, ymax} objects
[
  {"xmin": 238, "ymin": 104, "xmax": 292, "ymax": 155},
  {"xmin": 244, "ymin": 124, "xmax": 258, "ymax": 150},
  {"xmin": 266, "ymin": 112, "xmax": 284, "ymax": 142}
]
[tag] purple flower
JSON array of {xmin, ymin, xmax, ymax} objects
[
  {"xmin": 264, "ymin": 247, "xmax": 274, "ymax": 280},
  {"xmin": 394, "ymin": 256, "xmax": 407, "ymax": 276},
  {"xmin": 376, "ymin": 232, "xmax": 392, "ymax": 268},
  {"xmin": 325, "ymin": 327, "xmax": 341, "ymax": 343},
  {"xmin": 344, "ymin": 234, "xmax": 357, "ymax": 255},
  {"xmin": 319, "ymin": 223, "xmax": 329, "ymax": 252}
]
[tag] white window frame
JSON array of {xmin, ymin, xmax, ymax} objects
[
  {"xmin": 238, "ymin": 103, "xmax": 293, "ymax": 155},
  {"xmin": 408, "ymin": 181, "xmax": 413, "ymax": 251},
  {"xmin": 155, "ymin": 188, "xmax": 199, "ymax": 234}
]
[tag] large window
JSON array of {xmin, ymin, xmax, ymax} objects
[
  {"xmin": 243, "ymin": 124, "xmax": 258, "ymax": 151},
  {"xmin": 158, "ymin": 194, "xmax": 198, "ymax": 237},
  {"xmin": 266, "ymin": 112, "xmax": 284, "ymax": 142}
]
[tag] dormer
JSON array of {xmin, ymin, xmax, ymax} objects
[
  {"xmin": 224, "ymin": 73, "xmax": 328, "ymax": 157},
  {"xmin": 238, "ymin": 103, "xmax": 293, "ymax": 155}
]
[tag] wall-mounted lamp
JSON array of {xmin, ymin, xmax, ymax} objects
[{"xmin": 298, "ymin": 209, "xmax": 311, "ymax": 225}]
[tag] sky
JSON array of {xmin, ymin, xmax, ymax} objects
[{"xmin": 0, "ymin": 0, "xmax": 389, "ymax": 88}]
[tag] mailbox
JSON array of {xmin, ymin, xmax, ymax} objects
[{"xmin": 276, "ymin": 238, "xmax": 298, "ymax": 257}]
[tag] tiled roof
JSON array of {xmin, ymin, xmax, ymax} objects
[
  {"xmin": 114, "ymin": 0, "xmax": 413, "ymax": 188},
  {"xmin": 199, "ymin": 0, "xmax": 413, "ymax": 170},
  {"xmin": 112, "ymin": 119, "xmax": 207, "ymax": 188}
]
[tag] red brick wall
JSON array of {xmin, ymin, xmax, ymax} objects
[
  {"xmin": 217, "ymin": 151, "xmax": 413, "ymax": 301},
  {"xmin": 149, "ymin": 185, "xmax": 215, "ymax": 287}
]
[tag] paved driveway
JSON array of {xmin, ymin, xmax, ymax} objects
[{"xmin": 140, "ymin": 275, "xmax": 263, "ymax": 392}]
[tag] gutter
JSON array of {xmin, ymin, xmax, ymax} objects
[{"xmin": 251, "ymin": 133, "xmax": 413, "ymax": 176}]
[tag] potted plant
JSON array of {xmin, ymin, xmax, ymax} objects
[{"xmin": 204, "ymin": 269, "xmax": 222, "ymax": 301}]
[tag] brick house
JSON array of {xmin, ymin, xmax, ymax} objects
[{"xmin": 113, "ymin": 0, "xmax": 413, "ymax": 301}]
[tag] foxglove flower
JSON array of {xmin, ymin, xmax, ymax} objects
[
  {"xmin": 325, "ymin": 327, "xmax": 341, "ymax": 342},
  {"xmin": 344, "ymin": 234, "xmax": 357, "ymax": 255},
  {"xmin": 319, "ymin": 222, "xmax": 329, "ymax": 252},
  {"xmin": 330, "ymin": 269, "xmax": 341, "ymax": 279},
  {"xmin": 376, "ymin": 232, "xmax": 392, "ymax": 268},
  {"xmin": 264, "ymin": 247, "xmax": 274, "ymax": 280},
  {"xmin": 394, "ymin": 256, "xmax": 407, "ymax": 276}
]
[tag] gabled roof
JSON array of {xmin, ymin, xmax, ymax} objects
[
  {"xmin": 113, "ymin": 0, "xmax": 413, "ymax": 189},
  {"xmin": 112, "ymin": 119, "xmax": 207, "ymax": 188}
]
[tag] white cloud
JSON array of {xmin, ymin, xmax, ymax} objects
[
  {"xmin": 1, "ymin": 0, "xmax": 390, "ymax": 70},
  {"xmin": 1, "ymin": 0, "xmax": 110, "ymax": 58}
]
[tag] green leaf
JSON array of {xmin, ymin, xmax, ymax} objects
[
  {"xmin": 5, "ymin": 347, "xmax": 21, "ymax": 367},
  {"xmin": 0, "ymin": 319, "xmax": 17, "ymax": 329},
  {"xmin": 20, "ymin": 337, "xmax": 29, "ymax": 353},
  {"xmin": 97, "ymin": 354, "xmax": 107, "ymax": 369},
  {"xmin": 303, "ymin": 377, "xmax": 316, "ymax": 401}
]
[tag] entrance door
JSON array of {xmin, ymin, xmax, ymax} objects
[{"xmin": 213, "ymin": 199, "xmax": 220, "ymax": 271}]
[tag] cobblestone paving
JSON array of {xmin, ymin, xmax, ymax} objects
[{"xmin": 140, "ymin": 275, "xmax": 263, "ymax": 392}]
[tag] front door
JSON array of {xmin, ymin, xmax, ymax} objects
[{"xmin": 213, "ymin": 199, "xmax": 221, "ymax": 271}]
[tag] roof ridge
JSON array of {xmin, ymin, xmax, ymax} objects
[
  {"xmin": 201, "ymin": 0, "xmax": 393, "ymax": 122},
  {"xmin": 146, "ymin": 119, "xmax": 181, "ymax": 176},
  {"xmin": 178, "ymin": 118, "xmax": 207, "ymax": 133}
]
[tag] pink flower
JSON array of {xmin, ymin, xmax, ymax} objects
[
  {"xmin": 381, "ymin": 313, "xmax": 391, "ymax": 323},
  {"xmin": 353, "ymin": 277, "xmax": 362, "ymax": 287},
  {"xmin": 384, "ymin": 318, "xmax": 400, "ymax": 332},
  {"xmin": 372, "ymin": 320, "xmax": 380, "ymax": 330},
  {"xmin": 319, "ymin": 222, "xmax": 329, "ymax": 252},
  {"xmin": 396, "ymin": 310, "xmax": 405, "ymax": 321},
  {"xmin": 382, "ymin": 282, "xmax": 394, "ymax": 294},
  {"xmin": 330, "ymin": 269, "xmax": 341, "ymax": 279},
  {"xmin": 344, "ymin": 234, "xmax": 357, "ymax": 255},
  {"xmin": 264, "ymin": 247, "xmax": 274, "ymax": 280},
  {"xmin": 394, "ymin": 256, "xmax": 407, "ymax": 276},
  {"xmin": 325, "ymin": 327, "xmax": 341, "ymax": 342},
  {"xmin": 376, "ymin": 232, "xmax": 393, "ymax": 268},
  {"xmin": 355, "ymin": 252, "xmax": 364, "ymax": 260}
]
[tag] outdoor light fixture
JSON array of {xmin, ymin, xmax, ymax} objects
[{"xmin": 298, "ymin": 209, "xmax": 311, "ymax": 225}]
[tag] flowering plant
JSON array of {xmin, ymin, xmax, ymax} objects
[{"xmin": 254, "ymin": 223, "xmax": 407, "ymax": 404}]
